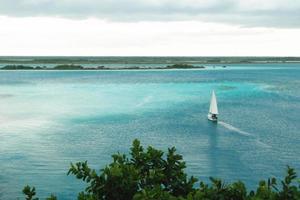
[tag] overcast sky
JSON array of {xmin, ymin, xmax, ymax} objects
[{"xmin": 0, "ymin": 0, "xmax": 299, "ymax": 56}]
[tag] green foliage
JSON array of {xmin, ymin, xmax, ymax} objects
[
  {"xmin": 23, "ymin": 185, "xmax": 57, "ymax": 200},
  {"xmin": 23, "ymin": 186, "xmax": 39, "ymax": 200},
  {"xmin": 2, "ymin": 65, "xmax": 34, "ymax": 70},
  {"xmin": 46, "ymin": 195, "xmax": 58, "ymax": 200},
  {"xmin": 53, "ymin": 64, "xmax": 84, "ymax": 70},
  {"xmin": 66, "ymin": 139, "xmax": 196, "ymax": 200},
  {"xmin": 278, "ymin": 166, "xmax": 300, "ymax": 200},
  {"xmin": 166, "ymin": 64, "xmax": 204, "ymax": 69},
  {"xmin": 187, "ymin": 178, "xmax": 247, "ymax": 200},
  {"xmin": 22, "ymin": 139, "xmax": 300, "ymax": 200}
]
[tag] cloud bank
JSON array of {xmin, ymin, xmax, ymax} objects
[
  {"xmin": 1, "ymin": 17, "xmax": 300, "ymax": 56},
  {"xmin": 0, "ymin": 0, "xmax": 299, "ymax": 28}
]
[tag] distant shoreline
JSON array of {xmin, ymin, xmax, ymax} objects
[
  {"xmin": 0, "ymin": 64, "xmax": 207, "ymax": 70},
  {"xmin": 1, "ymin": 56, "xmax": 300, "ymax": 71},
  {"xmin": 0, "ymin": 56, "xmax": 300, "ymax": 65}
]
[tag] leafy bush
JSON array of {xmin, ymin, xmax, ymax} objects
[
  {"xmin": 166, "ymin": 64, "xmax": 204, "ymax": 69},
  {"xmin": 23, "ymin": 139, "xmax": 300, "ymax": 200},
  {"xmin": 2, "ymin": 65, "xmax": 34, "ymax": 70},
  {"xmin": 53, "ymin": 64, "xmax": 84, "ymax": 70}
]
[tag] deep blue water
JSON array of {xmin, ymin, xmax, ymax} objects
[{"xmin": 0, "ymin": 64, "xmax": 300, "ymax": 199}]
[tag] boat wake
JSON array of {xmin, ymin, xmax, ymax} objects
[
  {"xmin": 218, "ymin": 121, "xmax": 271, "ymax": 148},
  {"xmin": 218, "ymin": 121, "xmax": 252, "ymax": 136},
  {"xmin": 136, "ymin": 95, "xmax": 153, "ymax": 107}
]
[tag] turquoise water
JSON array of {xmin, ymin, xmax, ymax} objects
[{"xmin": 0, "ymin": 64, "xmax": 300, "ymax": 199}]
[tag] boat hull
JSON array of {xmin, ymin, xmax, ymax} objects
[{"xmin": 207, "ymin": 114, "xmax": 218, "ymax": 122}]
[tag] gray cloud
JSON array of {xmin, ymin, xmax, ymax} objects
[{"xmin": 0, "ymin": 0, "xmax": 299, "ymax": 28}]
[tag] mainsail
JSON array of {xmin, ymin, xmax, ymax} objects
[{"xmin": 209, "ymin": 90, "xmax": 218, "ymax": 115}]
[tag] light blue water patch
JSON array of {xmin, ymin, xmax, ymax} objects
[{"xmin": 0, "ymin": 65, "xmax": 300, "ymax": 199}]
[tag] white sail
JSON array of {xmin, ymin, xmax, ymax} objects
[{"xmin": 209, "ymin": 90, "xmax": 218, "ymax": 115}]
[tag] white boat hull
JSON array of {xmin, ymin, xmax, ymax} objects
[{"xmin": 207, "ymin": 114, "xmax": 218, "ymax": 122}]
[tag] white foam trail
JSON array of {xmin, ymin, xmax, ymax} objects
[
  {"xmin": 136, "ymin": 95, "xmax": 153, "ymax": 107},
  {"xmin": 254, "ymin": 139, "xmax": 272, "ymax": 148},
  {"xmin": 218, "ymin": 121, "xmax": 271, "ymax": 148},
  {"xmin": 218, "ymin": 121, "xmax": 252, "ymax": 136}
]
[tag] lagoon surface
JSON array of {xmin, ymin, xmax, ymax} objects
[{"xmin": 0, "ymin": 64, "xmax": 300, "ymax": 199}]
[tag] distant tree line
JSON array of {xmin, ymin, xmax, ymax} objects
[
  {"xmin": 1, "ymin": 56, "xmax": 300, "ymax": 65},
  {"xmin": 21, "ymin": 139, "xmax": 300, "ymax": 200},
  {"xmin": 1, "ymin": 64, "xmax": 206, "ymax": 70},
  {"xmin": 1, "ymin": 65, "xmax": 43, "ymax": 70},
  {"xmin": 166, "ymin": 64, "xmax": 205, "ymax": 69}
]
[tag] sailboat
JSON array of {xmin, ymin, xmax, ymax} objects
[{"xmin": 208, "ymin": 90, "xmax": 219, "ymax": 122}]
